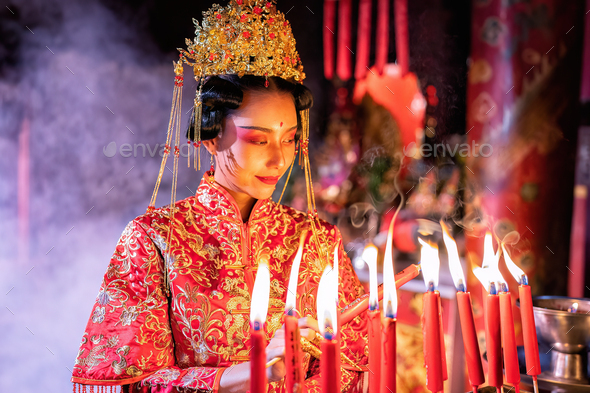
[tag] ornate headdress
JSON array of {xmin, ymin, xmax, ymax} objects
[{"xmin": 147, "ymin": 0, "xmax": 322, "ymax": 295}]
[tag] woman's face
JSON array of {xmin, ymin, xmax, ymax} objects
[{"xmin": 209, "ymin": 90, "xmax": 298, "ymax": 201}]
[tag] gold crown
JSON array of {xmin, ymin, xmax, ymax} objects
[{"xmin": 178, "ymin": 0, "xmax": 305, "ymax": 83}]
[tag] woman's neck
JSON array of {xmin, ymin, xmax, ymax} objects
[
  {"xmin": 227, "ymin": 188, "xmax": 257, "ymax": 223},
  {"xmin": 213, "ymin": 175, "xmax": 256, "ymax": 223}
]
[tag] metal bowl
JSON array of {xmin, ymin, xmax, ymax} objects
[
  {"xmin": 532, "ymin": 296, "xmax": 590, "ymax": 354},
  {"xmin": 526, "ymin": 296, "xmax": 590, "ymax": 385}
]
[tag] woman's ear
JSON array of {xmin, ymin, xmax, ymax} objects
[{"xmin": 201, "ymin": 138, "xmax": 218, "ymax": 156}]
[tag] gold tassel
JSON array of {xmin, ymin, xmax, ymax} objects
[
  {"xmin": 147, "ymin": 60, "xmax": 184, "ymax": 213},
  {"xmin": 193, "ymin": 80, "xmax": 203, "ymax": 171},
  {"xmin": 146, "ymin": 59, "xmax": 185, "ymax": 297}
]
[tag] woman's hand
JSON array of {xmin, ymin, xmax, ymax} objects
[{"xmin": 265, "ymin": 316, "xmax": 320, "ymax": 382}]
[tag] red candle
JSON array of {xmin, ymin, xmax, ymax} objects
[
  {"xmin": 284, "ymin": 313, "xmax": 302, "ymax": 392},
  {"xmin": 380, "ymin": 223, "xmax": 398, "ymax": 393},
  {"xmin": 394, "ymin": 0, "xmax": 409, "ymax": 76},
  {"xmin": 336, "ymin": 0, "xmax": 352, "ymax": 81},
  {"xmin": 284, "ymin": 231, "xmax": 306, "ymax": 393},
  {"xmin": 456, "ymin": 291, "xmax": 485, "ymax": 389},
  {"xmin": 250, "ymin": 323, "xmax": 267, "ymax": 393},
  {"xmin": 499, "ymin": 291, "xmax": 520, "ymax": 391},
  {"xmin": 440, "ymin": 221, "xmax": 484, "ymax": 390},
  {"xmin": 473, "ymin": 232, "xmax": 505, "ymax": 392},
  {"xmin": 323, "ymin": 0, "xmax": 336, "ymax": 80},
  {"xmin": 422, "ymin": 290, "xmax": 444, "ymax": 393},
  {"xmin": 318, "ymin": 253, "xmax": 340, "ymax": 393},
  {"xmin": 363, "ymin": 243, "xmax": 382, "ymax": 392},
  {"xmin": 249, "ymin": 261, "xmax": 271, "ymax": 393},
  {"xmin": 368, "ymin": 310, "xmax": 382, "ymax": 392},
  {"xmin": 375, "ymin": 0, "xmax": 389, "ymax": 74},
  {"xmin": 485, "ymin": 289, "xmax": 503, "ymax": 391},
  {"xmin": 380, "ymin": 317, "xmax": 397, "ymax": 393},
  {"xmin": 437, "ymin": 295, "xmax": 448, "ymax": 382},
  {"xmin": 355, "ymin": 0, "xmax": 372, "ymax": 80},
  {"xmin": 321, "ymin": 333, "xmax": 340, "ymax": 393},
  {"xmin": 419, "ymin": 238, "xmax": 443, "ymax": 393},
  {"xmin": 519, "ymin": 284, "xmax": 541, "ymax": 377},
  {"xmin": 502, "ymin": 245, "xmax": 541, "ymax": 379}
]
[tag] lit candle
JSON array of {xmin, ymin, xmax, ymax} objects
[
  {"xmin": 419, "ymin": 238, "xmax": 444, "ymax": 393},
  {"xmin": 498, "ymin": 287, "xmax": 520, "ymax": 392},
  {"xmin": 503, "ymin": 244, "xmax": 540, "ymax": 392},
  {"xmin": 318, "ymin": 252, "xmax": 340, "ymax": 393},
  {"xmin": 250, "ymin": 260, "xmax": 271, "ymax": 393},
  {"xmin": 380, "ymin": 219, "xmax": 398, "ymax": 393},
  {"xmin": 472, "ymin": 233, "xmax": 504, "ymax": 393},
  {"xmin": 362, "ymin": 243, "xmax": 381, "ymax": 393},
  {"xmin": 440, "ymin": 221, "xmax": 484, "ymax": 392},
  {"xmin": 284, "ymin": 231, "xmax": 307, "ymax": 393}
]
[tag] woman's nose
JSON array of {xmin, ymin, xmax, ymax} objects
[{"xmin": 268, "ymin": 143, "xmax": 287, "ymax": 169}]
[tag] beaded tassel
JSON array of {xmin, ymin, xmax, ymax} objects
[
  {"xmin": 187, "ymin": 140, "xmax": 191, "ymax": 168},
  {"xmin": 193, "ymin": 80, "xmax": 203, "ymax": 171},
  {"xmin": 146, "ymin": 57, "xmax": 184, "ymax": 297}
]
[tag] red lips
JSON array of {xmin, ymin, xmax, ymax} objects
[{"xmin": 256, "ymin": 176, "xmax": 280, "ymax": 185}]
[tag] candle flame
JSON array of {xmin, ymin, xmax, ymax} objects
[
  {"xmin": 482, "ymin": 232, "xmax": 498, "ymax": 269},
  {"xmin": 250, "ymin": 259, "xmax": 271, "ymax": 326},
  {"xmin": 419, "ymin": 238, "xmax": 440, "ymax": 291},
  {"xmin": 333, "ymin": 245, "xmax": 339, "ymax": 297},
  {"xmin": 285, "ymin": 230, "xmax": 307, "ymax": 313},
  {"xmin": 317, "ymin": 265, "xmax": 338, "ymax": 337},
  {"xmin": 473, "ymin": 233, "xmax": 508, "ymax": 293},
  {"xmin": 382, "ymin": 220, "xmax": 398, "ymax": 318},
  {"xmin": 440, "ymin": 220, "xmax": 466, "ymax": 291},
  {"xmin": 362, "ymin": 243, "xmax": 379, "ymax": 310},
  {"xmin": 501, "ymin": 244, "xmax": 527, "ymax": 285},
  {"xmin": 473, "ymin": 267, "xmax": 496, "ymax": 294}
]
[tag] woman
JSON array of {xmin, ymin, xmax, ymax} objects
[{"xmin": 71, "ymin": 2, "xmax": 368, "ymax": 392}]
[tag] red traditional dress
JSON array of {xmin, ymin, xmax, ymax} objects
[{"xmin": 72, "ymin": 172, "xmax": 369, "ymax": 392}]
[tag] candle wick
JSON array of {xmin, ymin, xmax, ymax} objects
[
  {"xmin": 427, "ymin": 281, "xmax": 435, "ymax": 292},
  {"xmin": 489, "ymin": 282, "xmax": 497, "ymax": 295},
  {"xmin": 457, "ymin": 282, "xmax": 466, "ymax": 292},
  {"xmin": 253, "ymin": 320, "xmax": 262, "ymax": 331},
  {"xmin": 521, "ymin": 275, "xmax": 528, "ymax": 286}
]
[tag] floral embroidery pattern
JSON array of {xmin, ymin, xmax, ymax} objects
[{"xmin": 72, "ymin": 175, "xmax": 368, "ymax": 392}]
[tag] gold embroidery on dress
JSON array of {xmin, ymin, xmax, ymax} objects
[{"xmin": 172, "ymin": 284, "xmax": 226, "ymax": 366}]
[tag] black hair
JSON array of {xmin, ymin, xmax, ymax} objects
[{"xmin": 187, "ymin": 75, "xmax": 313, "ymax": 141}]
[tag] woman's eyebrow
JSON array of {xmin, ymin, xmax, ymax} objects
[{"xmin": 237, "ymin": 125, "xmax": 298, "ymax": 133}]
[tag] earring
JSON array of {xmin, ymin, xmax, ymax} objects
[{"xmin": 208, "ymin": 154, "xmax": 215, "ymax": 182}]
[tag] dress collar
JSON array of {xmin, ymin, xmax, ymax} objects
[{"xmin": 195, "ymin": 171, "xmax": 272, "ymax": 223}]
